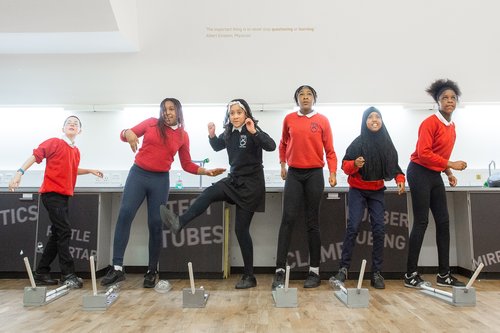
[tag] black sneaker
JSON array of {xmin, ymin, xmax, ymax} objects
[
  {"xmin": 33, "ymin": 272, "xmax": 58, "ymax": 286},
  {"xmin": 404, "ymin": 271, "xmax": 431, "ymax": 288},
  {"xmin": 100, "ymin": 266, "xmax": 125, "ymax": 286},
  {"xmin": 304, "ymin": 271, "xmax": 321, "ymax": 288},
  {"xmin": 371, "ymin": 271, "xmax": 385, "ymax": 289},
  {"xmin": 437, "ymin": 272, "xmax": 466, "ymax": 287},
  {"xmin": 61, "ymin": 273, "xmax": 83, "ymax": 289},
  {"xmin": 335, "ymin": 267, "xmax": 348, "ymax": 284},
  {"xmin": 235, "ymin": 274, "xmax": 257, "ymax": 289},
  {"xmin": 143, "ymin": 270, "xmax": 157, "ymax": 288},
  {"xmin": 271, "ymin": 270, "xmax": 285, "ymax": 290},
  {"xmin": 160, "ymin": 205, "xmax": 181, "ymax": 234}
]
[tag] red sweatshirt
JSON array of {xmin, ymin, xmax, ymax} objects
[
  {"xmin": 410, "ymin": 113, "xmax": 455, "ymax": 172},
  {"xmin": 279, "ymin": 111, "xmax": 337, "ymax": 173},
  {"xmin": 122, "ymin": 118, "xmax": 199, "ymax": 174},
  {"xmin": 33, "ymin": 138, "xmax": 80, "ymax": 196},
  {"xmin": 342, "ymin": 160, "xmax": 405, "ymax": 191}
]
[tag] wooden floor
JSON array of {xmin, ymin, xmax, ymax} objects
[{"xmin": 1, "ymin": 274, "xmax": 500, "ymax": 333}]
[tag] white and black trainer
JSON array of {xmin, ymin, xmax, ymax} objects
[
  {"xmin": 437, "ymin": 272, "xmax": 466, "ymax": 287},
  {"xmin": 404, "ymin": 272, "xmax": 431, "ymax": 288}
]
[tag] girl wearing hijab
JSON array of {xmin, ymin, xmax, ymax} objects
[
  {"xmin": 161, "ymin": 99, "xmax": 276, "ymax": 289},
  {"xmin": 331, "ymin": 106, "xmax": 405, "ymax": 289}
]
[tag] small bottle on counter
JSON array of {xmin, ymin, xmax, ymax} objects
[{"xmin": 175, "ymin": 173, "xmax": 184, "ymax": 189}]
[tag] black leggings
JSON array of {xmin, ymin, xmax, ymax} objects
[
  {"xmin": 275, "ymin": 167, "xmax": 324, "ymax": 269},
  {"xmin": 180, "ymin": 185, "xmax": 256, "ymax": 275},
  {"xmin": 406, "ymin": 162, "xmax": 450, "ymax": 275}
]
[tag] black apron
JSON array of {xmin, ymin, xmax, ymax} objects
[{"xmin": 214, "ymin": 171, "xmax": 265, "ymax": 212}]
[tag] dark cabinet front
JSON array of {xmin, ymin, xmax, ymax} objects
[
  {"xmin": 159, "ymin": 192, "xmax": 224, "ymax": 276},
  {"xmin": 288, "ymin": 192, "xmax": 409, "ymax": 274},
  {"xmin": 0, "ymin": 193, "xmax": 38, "ymax": 272},
  {"xmin": 470, "ymin": 192, "xmax": 500, "ymax": 273}
]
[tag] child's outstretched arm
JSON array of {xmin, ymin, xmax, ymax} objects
[
  {"xmin": 8, "ymin": 155, "xmax": 36, "ymax": 191},
  {"xmin": 77, "ymin": 168, "xmax": 104, "ymax": 178}
]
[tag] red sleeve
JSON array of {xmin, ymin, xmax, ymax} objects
[
  {"xmin": 121, "ymin": 118, "xmax": 155, "ymax": 142},
  {"xmin": 395, "ymin": 173, "xmax": 406, "ymax": 184},
  {"xmin": 321, "ymin": 117, "xmax": 338, "ymax": 173},
  {"xmin": 279, "ymin": 115, "xmax": 289, "ymax": 163},
  {"xmin": 178, "ymin": 130, "xmax": 201, "ymax": 175},
  {"xmin": 342, "ymin": 159, "xmax": 359, "ymax": 175},
  {"xmin": 32, "ymin": 138, "xmax": 57, "ymax": 164},
  {"xmin": 414, "ymin": 118, "xmax": 449, "ymax": 169}
]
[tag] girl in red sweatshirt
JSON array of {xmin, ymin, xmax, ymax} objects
[
  {"xmin": 272, "ymin": 85, "xmax": 338, "ymax": 289},
  {"xmin": 404, "ymin": 79, "xmax": 468, "ymax": 289}
]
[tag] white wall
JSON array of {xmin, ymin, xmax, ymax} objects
[
  {"xmin": 0, "ymin": 103, "xmax": 498, "ymax": 188},
  {"xmin": 1, "ymin": 0, "xmax": 500, "ymax": 105}
]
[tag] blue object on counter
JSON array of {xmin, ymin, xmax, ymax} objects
[
  {"xmin": 175, "ymin": 173, "xmax": 184, "ymax": 189},
  {"xmin": 487, "ymin": 173, "xmax": 500, "ymax": 187},
  {"xmin": 488, "ymin": 160, "xmax": 500, "ymax": 187}
]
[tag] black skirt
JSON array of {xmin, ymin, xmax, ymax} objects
[{"xmin": 214, "ymin": 171, "xmax": 266, "ymax": 212}]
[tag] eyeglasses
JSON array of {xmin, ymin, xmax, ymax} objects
[{"xmin": 64, "ymin": 121, "xmax": 81, "ymax": 127}]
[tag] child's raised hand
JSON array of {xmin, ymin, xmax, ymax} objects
[
  {"xmin": 207, "ymin": 122, "xmax": 216, "ymax": 138},
  {"xmin": 355, "ymin": 156, "xmax": 365, "ymax": 168},
  {"xmin": 245, "ymin": 118, "xmax": 256, "ymax": 134}
]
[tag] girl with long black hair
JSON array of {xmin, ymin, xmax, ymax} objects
[{"xmin": 101, "ymin": 98, "xmax": 224, "ymax": 288}]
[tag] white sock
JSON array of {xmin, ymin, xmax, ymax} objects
[
  {"xmin": 114, "ymin": 265, "xmax": 123, "ymax": 271},
  {"xmin": 309, "ymin": 267, "xmax": 319, "ymax": 275},
  {"xmin": 406, "ymin": 271, "xmax": 416, "ymax": 278}
]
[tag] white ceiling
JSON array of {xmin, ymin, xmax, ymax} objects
[{"xmin": 0, "ymin": 0, "xmax": 138, "ymax": 53}]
